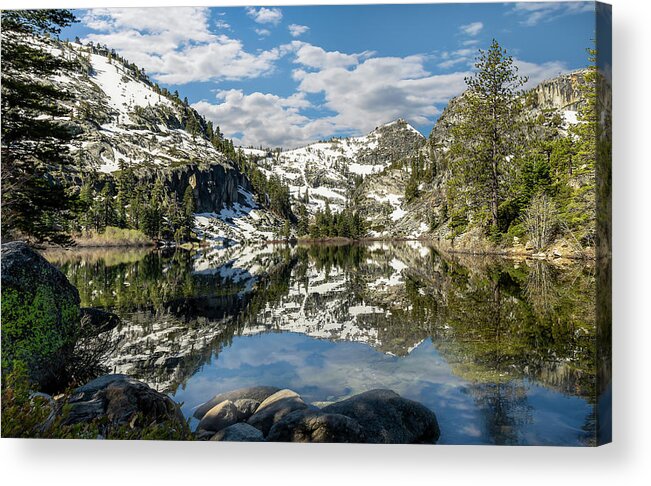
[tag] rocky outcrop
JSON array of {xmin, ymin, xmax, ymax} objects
[
  {"xmin": 192, "ymin": 386, "xmax": 440, "ymax": 444},
  {"xmin": 322, "ymin": 389, "xmax": 440, "ymax": 444},
  {"xmin": 142, "ymin": 162, "xmax": 252, "ymax": 214},
  {"xmin": 63, "ymin": 374, "xmax": 188, "ymax": 435},
  {"xmin": 529, "ymin": 69, "xmax": 587, "ymax": 111},
  {"xmin": 1, "ymin": 242, "xmax": 81, "ymax": 392}
]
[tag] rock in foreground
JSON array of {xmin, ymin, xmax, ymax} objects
[
  {"xmin": 64, "ymin": 374, "xmax": 188, "ymax": 437},
  {"xmin": 211, "ymin": 423, "xmax": 265, "ymax": 442},
  {"xmin": 193, "ymin": 386, "xmax": 280, "ymax": 420},
  {"xmin": 1, "ymin": 241, "xmax": 81, "ymax": 392},
  {"xmin": 322, "ymin": 389, "xmax": 440, "ymax": 444},
  {"xmin": 193, "ymin": 386, "xmax": 440, "ymax": 444},
  {"xmin": 267, "ymin": 409, "xmax": 367, "ymax": 443}
]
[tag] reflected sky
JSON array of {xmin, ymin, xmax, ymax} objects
[
  {"xmin": 47, "ymin": 242, "xmax": 597, "ymax": 446},
  {"xmin": 172, "ymin": 332, "xmax": 592, "ymax": 446}
]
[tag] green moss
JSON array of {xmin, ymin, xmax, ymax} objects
[{"xmin": 1, "ymin": 286, "xmax": 79, "ymax": 386}]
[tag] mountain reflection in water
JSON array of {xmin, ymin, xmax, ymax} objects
[{"xmin": 46, "ymin": 242, "xmax": 601, "ymax": 445}]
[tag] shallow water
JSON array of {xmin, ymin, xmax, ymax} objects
[{"xmin": 47, "ymin": 242, "xmax": 600, "ymax": 445}]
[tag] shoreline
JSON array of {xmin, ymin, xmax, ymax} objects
[{"xmin": 44, "ymin": 235, "xmax": 598, "ymax": 262}]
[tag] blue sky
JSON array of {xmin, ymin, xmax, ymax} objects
[{"xmin": 62, "ymin": 2, "xmax": 595, "ymax": 148}]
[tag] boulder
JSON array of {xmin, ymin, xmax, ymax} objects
[
  {"xmin": 63, "ymin": 374, "xmax": 188, "ymax": 436},
  {"xmin": 210, "ymin": 423, "xmax": 265, "ymax": 442},
  {"xmin": 247, "ymin": 389, "xmax": 308, "ymax": 436},
  {"xmin": 267, "ymin": 409, "xmax": 366, "ymax": 443},
  {"xmin": 322, "ymin": 389, "xmax": 440, "ymax": 444},
  {"xmin": 233, "ymin": 398, "xmax": 260, "ymax": 421},
  {"xmin": 197, "ymin": 400, "xmax": 239, "ymax": 433},
  {"xmin": 1, "ymin": 241, "xmax": 80, "ymax": 392},
  {"xmin": 193, "ymin": 386, "xmax": 280, "ymax": 420},
  {"xmin": 80, "ymin": 307, "xmax": 120, "ymax": 333}
]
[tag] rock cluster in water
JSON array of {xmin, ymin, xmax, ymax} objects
[{"xmin": 193, "ymin": 386, "xmax": 441, "ymax": 444}]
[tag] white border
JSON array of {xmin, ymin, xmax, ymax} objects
[{"xmin": 2, "ymin": 1, "xmax": 650, "ymax": 485}]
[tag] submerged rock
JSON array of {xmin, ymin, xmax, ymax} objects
[
  {"xmin": 193, "ymin": 386, "xmax": 280, "ymax": 420},
  {"xmin": 322, "ymin": 389, "xmax": 440, "ymax": 444},
  {"xmin": 211, "ymin": 423, "xmax": 265, "ymax": 442},
  {"xmin": 1, "ymin": 241, "xmax": 81, "ymax": 392},
  {"xmin": 267, "ymin": 409, "xmax": 366, "ymax": 443}
]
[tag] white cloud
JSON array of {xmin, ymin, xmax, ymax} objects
[
  {"xmin": 460, "ymin": 21, "xmax": 483, "ymax": 36},
  {"xmin": 512, "ymin": 2, "xmax": 593, "ymax": 27},
  {"xmin": 288, "ymin": 24, "xmax": 310, "ymax": 37},
  {"xmin": 292, "ymin": 41, "xmax": 371, "ymax": 69},
  {"xmin": 193, "ymin": 90, "xmax": 333, "ymax": 148},
  {"xmin": 215, "ymin": 19, "xmax": 231, "ymax": 30},
  {"xmin": 255, "ymin": 28, "xmax": 271, "ymax": 37},
  {"xmin": 437, "ymin": 48, "xmax": 476, "ymax": 69},
  {"xmin": 81, "ymin": 7, "xmax": 286, "ymax": 84},
  {"xmin": 246, "ymin": 7, "xmax": 283, "ymax": 26},
  {"xmin": 294, "ymin": 49, "xmax": 468, "ymax": 135},
  {"xmin": 515, "ymin": 58, "xmax": 568, "ymax": 87}
]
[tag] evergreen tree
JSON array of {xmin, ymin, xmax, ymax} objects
[
  {"xmin": 1, "ymin": 9, "xmax": 79, "ymax": 245},
  {"xmin": 448, "ymin": 39, "xmax": 527, "ymax": 234}
]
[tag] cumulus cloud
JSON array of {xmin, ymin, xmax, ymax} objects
[
  {"xmin": 288, "ymin": 24, "xmax": 310, "ymax": 37},
  {"xmin": 460, "ymin": 21, "xmax": 483, "ymax": 36},
  {"xmin": 255, "ymin": 28, "xmax": 271, "ymax": 37},
  {"xmin": 81, "ymin": 7, "xmax": 285, "ymax": 84},
  {"xmin": 193, "ymin": 90, "xmax": 334, "ymax": 148},
  {"xmin": 438, "ymin": 48, "xmax": 476, "ymax": 69},
  {"xmin": 292, "ymin": 41, "xmax": 371, "ymax": 69},
  {"xmin": 512, "ymin": 2, "xmax": 593, "ymax": 26},
  {"xmin": 246, "ymin": 7, "xmax": 283, "ymax": 25},
  {"xmin": 293, "ymin": 52, "xmax": 469, "ymax": 133},
  {"xmin": 514, "ymin": 58, "xmax": 568, "ymax": 87}
]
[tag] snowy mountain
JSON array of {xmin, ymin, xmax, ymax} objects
[
  {"xmin": 240, "ymin": 119, "xmax": 426, "ymax": 214},
  {"xmin": 40, "ymin": 37, "xmax": 285, "ymax": 244}
]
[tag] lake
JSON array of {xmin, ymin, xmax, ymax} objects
[{"xmin": 45, "ymin": 242, "xmax": 601, "ymax": 445}]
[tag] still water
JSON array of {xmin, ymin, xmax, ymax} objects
[{"xmin": 46, "ymin": 242, "xmax": 600, "ymax": 445}]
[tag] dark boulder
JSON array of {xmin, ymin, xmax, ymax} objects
[
  {"xmin": 80, "ymin": 307, "xmax": 120, "ymax": 333},
  {"xmin": 247, "ymin": 389, "xmax": 308, "ymax": 437},
  {"xmin": 211, "ymin": 423, "xmax": 265, "ymax": 442},
  {"xmin": 193, "ymin": 385, "xmax": 280, "ymax": 420},
  {"xmin": 63, "ymin": 374, "xmax": 188, "ymax": 436},
  {"xmin": 322, "ymin": 389, "xmax": 440, "ymax": 444},
  {"xmin": 1, "ymin": 241, "xmax": 80, "ymax": 392},
  {"xmin": 267, "ymin": 409, "xmax": 366, "ymax": 443}
]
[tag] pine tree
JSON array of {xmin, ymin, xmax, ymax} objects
[
  {"xmin": 448, "ymin": 39, "xmax": 527, "ymax": 234},
  {"xmin": 1, "ymin": 9, "xmax": 79, "ymax": 245}
]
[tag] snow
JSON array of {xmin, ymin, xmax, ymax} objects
[
  {"xmin": 563, "ymin": 110, "xmax": 579, "ymax": 125},
  {"xmin": 89, "ymin": 54, "xmax": 171, "ymax": 113}
]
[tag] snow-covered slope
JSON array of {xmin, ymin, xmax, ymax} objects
[
  {"xmin": 242, "ymin": 119, "xmax": 426, "ymax": 214},
  {"xmin": 38, "ymin": 37, "xmax": 285, "ymax": 244}
]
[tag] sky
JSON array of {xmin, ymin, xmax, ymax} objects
[{"xmin": 61, "ymin": 2, "xmax": 596, "ymax": 149}]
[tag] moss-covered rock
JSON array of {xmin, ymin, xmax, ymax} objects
[{"xmin": 1, "ymin": 241, "xmax": 81, "ymax": 392}]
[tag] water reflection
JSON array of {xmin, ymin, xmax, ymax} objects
[{"xmin": 46, "ymin": 242, "xmax": 600, "ymax": 445}]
